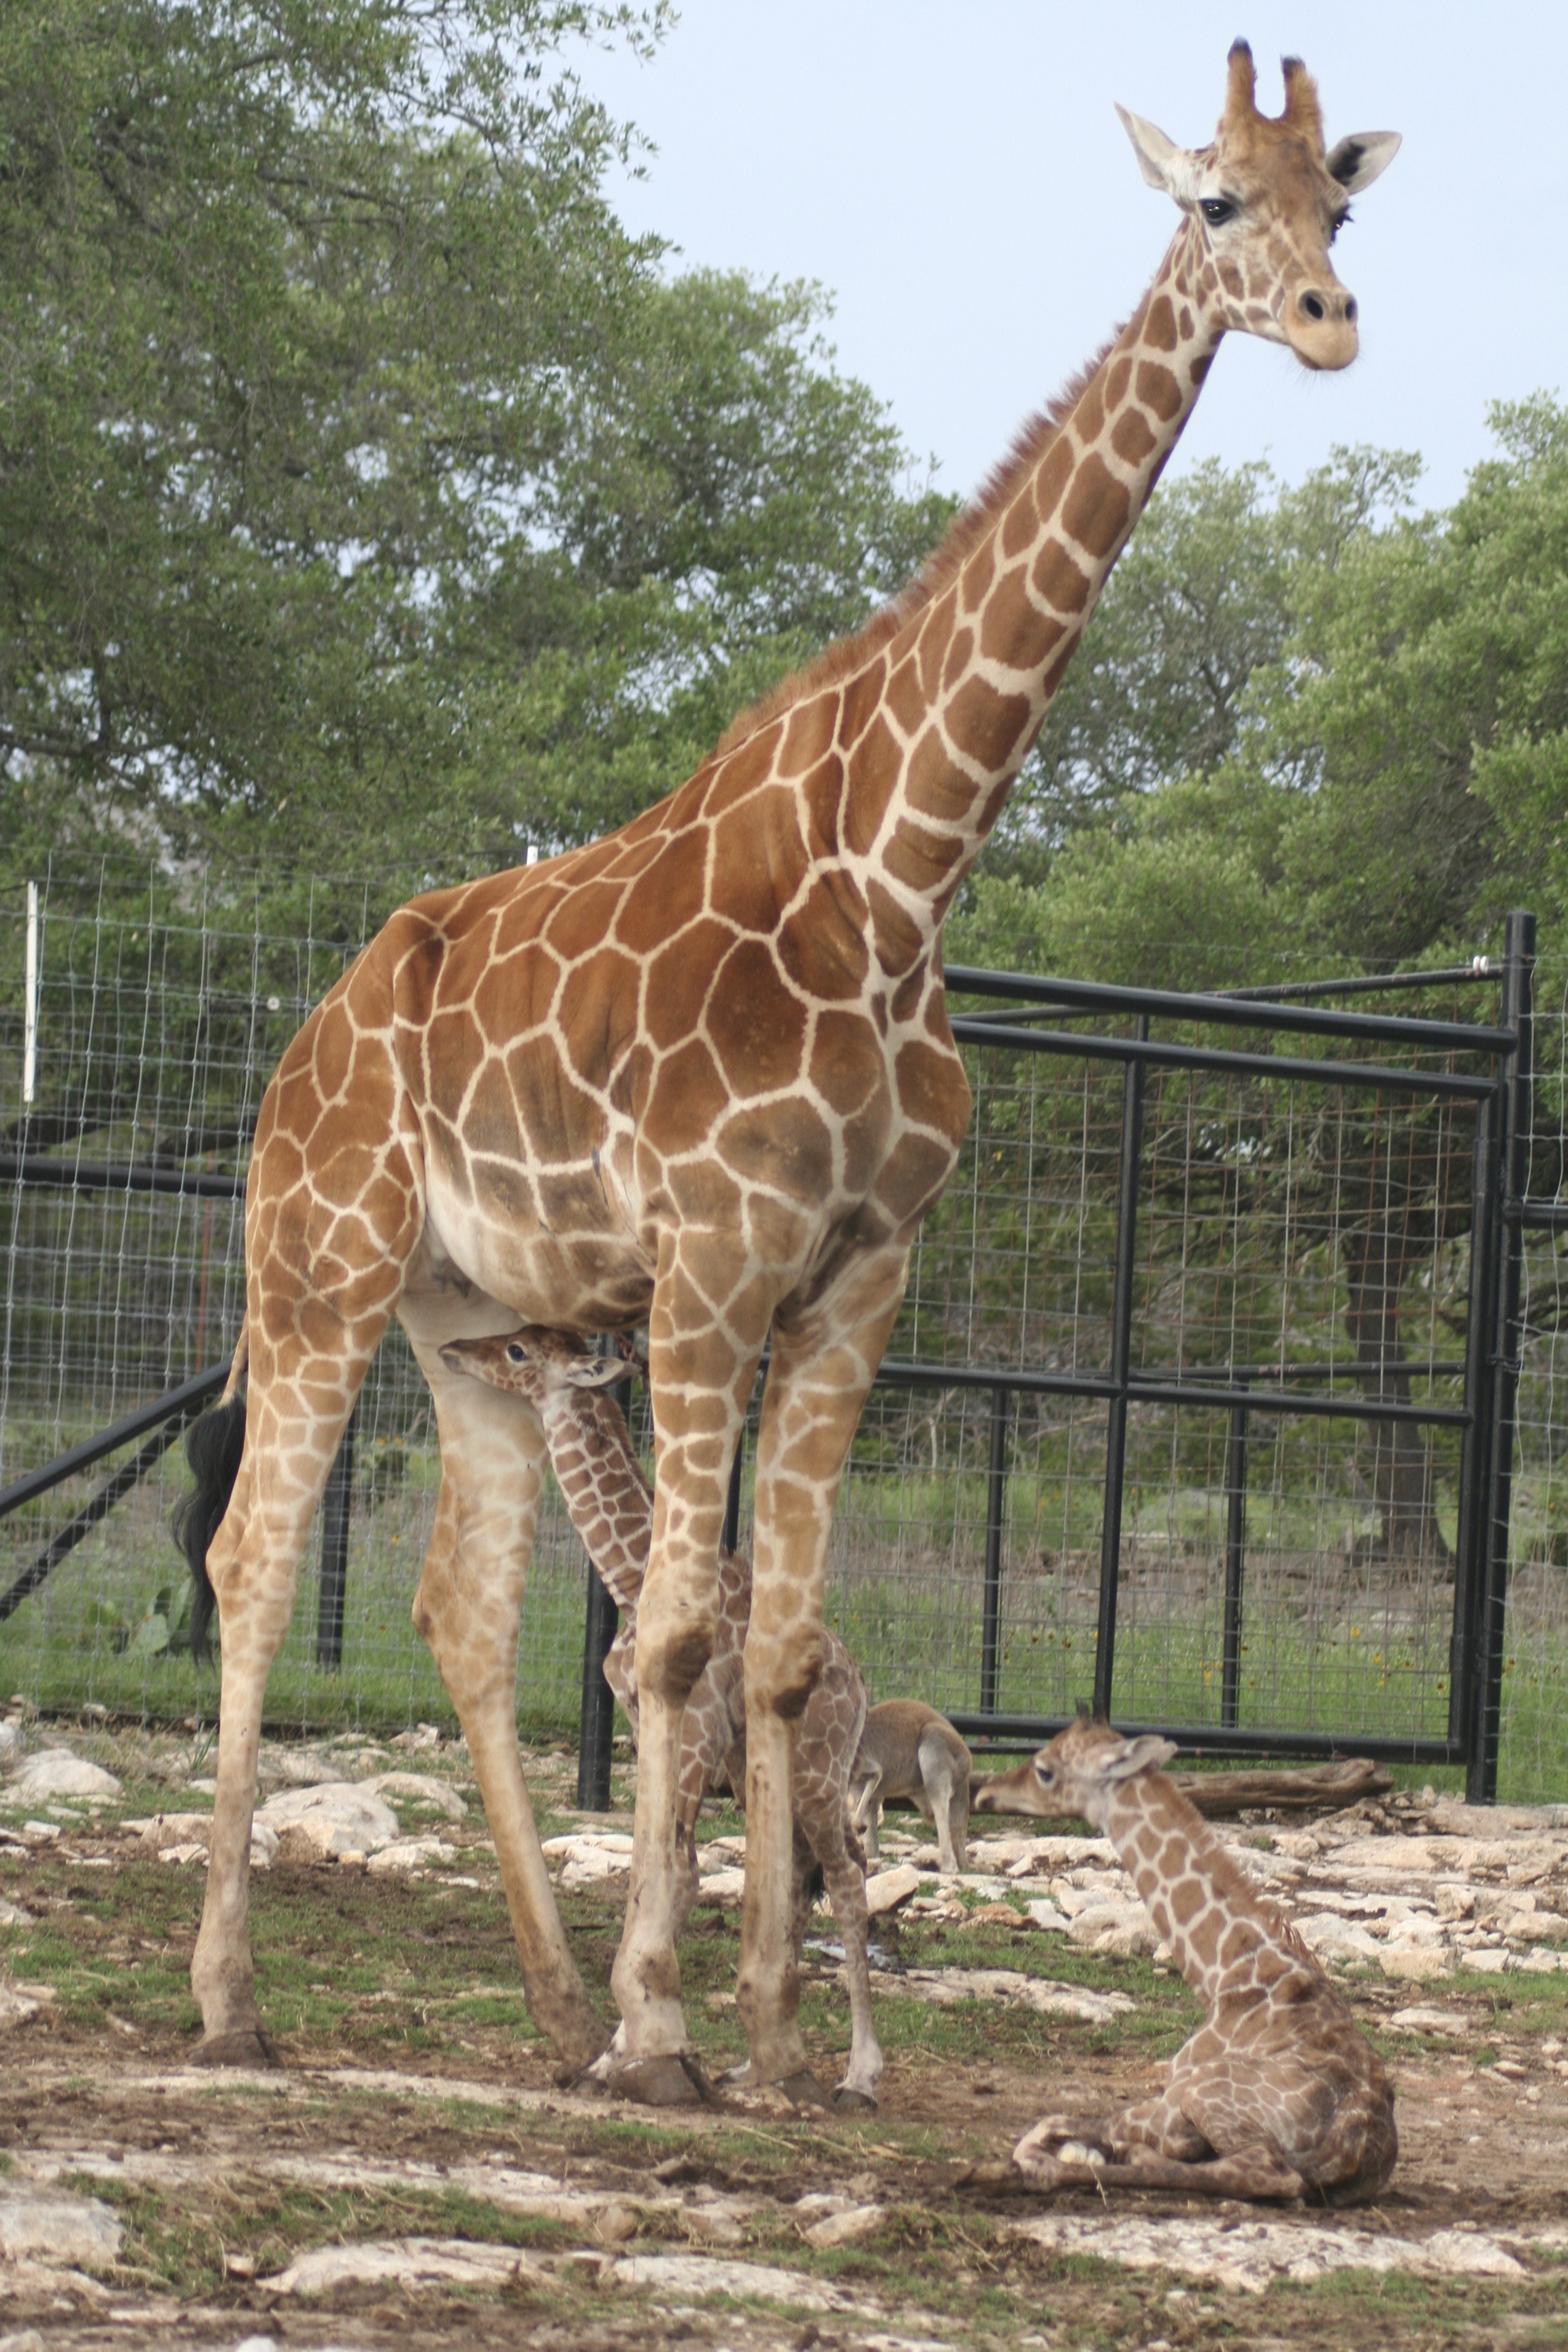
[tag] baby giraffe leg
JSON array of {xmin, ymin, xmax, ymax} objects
[
  {"xmin": 798, "ymin": 1787, "xmax": 881, "ymax": 2111},
  {"xmin": 849, "ymin": 1772, "xmax": 884, "ymax": 1862}
]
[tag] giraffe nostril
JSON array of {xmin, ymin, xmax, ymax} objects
[
  {"xmin": 1299, "ymin": 290, "xmax": 1326, "ymax": 323},
  {"xmin": 1344, "ymin": 295, "xmax": 1358, "ymax": 325}
]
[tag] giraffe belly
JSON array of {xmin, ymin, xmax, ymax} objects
[{"xmin": 420, "ymin": 1160, "xmax": 654, "ymax": 1333}]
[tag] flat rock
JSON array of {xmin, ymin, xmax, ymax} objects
[
  {"xmin": 8, "ymin": 1754, "xmax": 120, "ymax": 1803},
  {"xmin": 365, "ymin": 1837, "xmax": 456, "ymax": 1875},
  {"xmin": 693, "ymin": 1866, "xmax": 747, "ymax": 1904},
  {"xmin": 865, "ymin": 1863, "xmax": 923, "ymax": 1915},
  {"xmin": 0, "ymin": 1722, "xmax": 24, "ymax": 1773},
  {"xmin": 255, "ymin": 1782, "xmax": 399, "ymax": 1857},
  {"xmin": 1390, "ymin": 2006, "xmax": 1460, "ymax": 2033},
  {"xmin": 885, "ymin": 1966, "xmax": 1132, "ymax": 2023},
  {"xmin": 268, "ymin": 2236, "xmax": 531, "ymax": 2294},
  {"xmin": 0, "ymin": 1982, "xmax": 40, "ymax": 2030},
  {"xmin": 256, "ymin": 1748, "xmax": 339, "ymax": 1789},
  {"xmin": 803, "ymin": 2202, "xmax": 883, "ymax": 2248},
  {"xmin": 129, "ymin": 1812, "xmax": 279, "ymax": 1867},
  {"xmin": 1011, "ymin": 2212, "xmax": 1533, "ymax": 2293},
  {"xmin": 607, "ymin": 2253, "xmax": 856, "ymax": 2312},
  {"xmin": 369, "ymin": 1771, "xmax": 467, "ymax": 1820},
  {"xmin": 0, "ymin": 2189, "xmax": 123, "ymax": 2266},
  {"xmin": 1380, "ymin": 1944, "xmax": 1451, "ymax": 1982},
  {"xmin": 1331, "ymin": 1834, "xmax": 1565, "ymax": 1879}
]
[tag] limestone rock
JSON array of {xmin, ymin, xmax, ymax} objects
[
  {"xmin": 365, "ymin": 1837, "xmax": 456, "ymax": 1875},
  {"xmin": 0, "ymin": 2189, "xmax": 123, "ymax": 2266},
  {"xmin": 608, "ymin": 2253, "xmax": 848, "ymax": 2311},
  {"xmin": 10, "ymin": 1753, "xmax": 120, "ymax": 1803},
  {"xmin": 256, "ymin": 1782, "xmax": 398, "ymax": 1858},
  {"xmin": 0, "ymin": 1721, "xmax": 24, "ymax": 1773},
  {"xmin": 128, "ymin": 1811, "xmax": 278, "ymax": 1868},
  {"xmin": 370, "ymin": 1771, "xmax": 467, "ymax": 1820},
  {"xmin": 1379, "ymin": 1944, "xmax": 1451, "ymax": 1982},
  {"xmin": 803, "ymin": 2202, "xmax": 883, "ymax": 2248},
  {"xmin": 865, "ymin": 1863, "xmax": 922, "ymax": 1915},
  {"xmin": 268, "ymin": 2236, "xmax": 529, "ymax": 2294},
  {"xmin": 0, "ymin": 1982, "xmax": 40, "ymax": 2030}
]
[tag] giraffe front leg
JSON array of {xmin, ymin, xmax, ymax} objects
[
  {"xmin": 738, "ymin": 1245, "xmax": 910, "ymax": 2100},
  {"xmin": 608, "ymin": 1273, "xmax": 761, "ymax": 2106},
  {"xmin": 800, "ymin": 1791, "xmax": 881, "ymax": 2111},
  {"xmin": 408, "ymin": 1350, "xmax": 608, "ymax": 2073}
]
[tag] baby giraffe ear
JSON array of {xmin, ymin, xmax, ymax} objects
[
  {"xmin": 1324, "ymin": 130, "xmax": 1401, "ymax": 193},
  {"xmin": 560, "ymin": 1352, "xmax": 630, "ymax": 1392},
  {"xmin": 1100, "ymin": 1733, "xmax": 1179, "ymax": 1780},
  {"xmin": 1115, "ymin": 105, "xmax": 1200, "ymax": 206}
]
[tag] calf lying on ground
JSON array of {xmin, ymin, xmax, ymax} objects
[{"xmin": 979, "ymin": 1714, "xmax": 1396, "ymax": 2205}]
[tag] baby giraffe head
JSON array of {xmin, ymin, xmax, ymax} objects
[
  {"xmin": 1120, "ymin": 39, "xmax": 1400, "ymax": 370},
  {"xmin": 438, "ymin": 1326, "xmax": 630, "ymax": 1412},
  {"xmin": 974, "ymin": 1713, "xmax": 1176, "ymax": 1831}
]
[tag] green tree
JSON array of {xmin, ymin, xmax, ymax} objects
[{"xmin": 0, "ymin": 0, "xmax": 949, "ymax": 889}]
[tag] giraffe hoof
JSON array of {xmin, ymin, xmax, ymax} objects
[
  {"xmin": 604, "ymin": 2052, "xmax": 717, "ymax": 2108},
  {"xmin": 832, "ymin": 2086, "xmax": 878, "ymax": 2114},
  {"xmin": 193, "ymin": 2027, "xmax": 283, "ymax": 2070}
]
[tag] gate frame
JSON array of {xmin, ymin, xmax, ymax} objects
[{"xmin": 0, "ymin": 919, "xmax": 1537, "ymax": 1801}]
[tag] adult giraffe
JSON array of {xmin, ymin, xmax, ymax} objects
[{"xmin": 181, "ymin": 44, "xmax": 1399, "ymax": 2102}]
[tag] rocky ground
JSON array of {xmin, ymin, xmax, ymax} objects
[{"xmin": 0, "ymin": 1714, "xmax": 1563, "ymax": 2350}]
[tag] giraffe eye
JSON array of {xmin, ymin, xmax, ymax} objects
[
  {"xmin": 1200, "ymin": 196, "xmax": 1237, "ymax": 227},
  {"xmin": 506, "ymin": 1342, "xmax": 526, "ymax": 1364}
]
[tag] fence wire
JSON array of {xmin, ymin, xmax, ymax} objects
[{"xmin": 0, "ymin": 866, "xmax": 1558, "ymax": 1799}]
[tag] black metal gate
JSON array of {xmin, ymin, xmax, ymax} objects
[
  {"xmin": 0, "ymin": 914, "xmax": 1541, "ymax": 1806},
  {"xmin": 581, "ymin": 914, "xmax": 1537, "ymax": 1806}
]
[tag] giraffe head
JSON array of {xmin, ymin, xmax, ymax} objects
[
  {"xmin": 438, "ymin": 1326, "xmax": 630, "ymax": 1411},
  {"xmin": 992, "ymin": 1715, "xmax": 1178, "ymax": 1833},
  {"xmin": 1118, "ymin": 39, "xmax": 1400, "ymax": 371}
]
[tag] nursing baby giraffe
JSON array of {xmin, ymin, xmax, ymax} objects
[{"xmin": 441, "ymin": 1326, "xmax": 887, "ymax": 2110}]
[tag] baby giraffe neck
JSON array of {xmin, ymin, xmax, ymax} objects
[{"xmin": 1100, "ymin": 1775, "xmax": 1264, "ymax": 2000}]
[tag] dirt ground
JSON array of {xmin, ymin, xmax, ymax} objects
[{"xmin": 0, "ymin": 1720, "xmax": 1565, "ymax": 2351}]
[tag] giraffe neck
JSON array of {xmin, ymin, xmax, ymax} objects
[
  {"xmin": 836, "ymin": 220, "xmax": 1219, "ymax": 967},
  {"xmin": 540, "ymin": 1389, "xmax": 653, "ymax": 1616},
  {"xmin": 1098, "ymin": 1772, "xmax": 1269, "ymax": 2003}
]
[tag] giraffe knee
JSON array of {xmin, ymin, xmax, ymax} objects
[
  {"xmin": 636, "ymin": 1615, "xmax": 715, "ymax": 1706},
  {"xmin": 746, "ymin": 1625, "xmax": 825, "ymax": 1722}
]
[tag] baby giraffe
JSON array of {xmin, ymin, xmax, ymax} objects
[
  {"xmin": 439, "ymin": 1328, "xmax": 883, "ymax": 2110},
  {"xmin": 851, "ymin": 1701, "xmax": 971, "ymax": 1872},
  {"xmin": 986, "ymin": 1714, "xmax": 1396, "ymax": 2205}
]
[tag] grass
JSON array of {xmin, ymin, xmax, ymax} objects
[{"xmin": 1, "ymin": 1431, "xmax": 1565, "ymax": 1799}]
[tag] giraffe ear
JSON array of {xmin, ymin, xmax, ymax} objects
[
  {"xmin": 559, "ymin": 1354, "xmax": 630, "ymax": 1392},
  {"xmin": 1116, "ymin": 105, "xmax": 1200, "ymax": 206},
  {"xmin": 1099, "ymin": 1733, "xmax": 1178, "ymax": 1781},
  {"xmin": 1324, "ymin": 131, "xmax": 1401, "ymax": 194}
]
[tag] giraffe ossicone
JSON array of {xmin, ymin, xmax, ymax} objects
[
  {"xmin": 177, "ymin": 42, "xmax": 1400, "ymax": 2100},
  {"xmin": 977, "ymin": 1716, "xmax": 1397, "ymax": 2203}
]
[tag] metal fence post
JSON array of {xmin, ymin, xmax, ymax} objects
[
  {"xmin": 315, "ymin": 1407, "xmax": 357, "ymax": 1669},
  {"xmin": 1220, "ymin": 1386, "xmax": 1249, "ymax": 1730},
  {"xmin": 1453, "ymin": 1093, "xmax": 1500, "ymax": 1754},
  {"xmin": 1469, "ymin": 911, "xmax": 1535, "ymax": 1803},
  {"xmin": 576, "ymin": 1358, "xmax": 630, "ymax": 1812},
  {"xmin": 1094, "ymin": 1014, "xmax": 1148, "ymax": 1720},
  {"xmin": 979, "ymin": 1385, "xmax": 1011, "ymax": 1717}
]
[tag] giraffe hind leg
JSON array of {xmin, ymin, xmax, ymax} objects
[
  {"xmin": 406, "ymin": 1338, "xmax": 609, "ymax": 2074},
  {"xmin": 191, "ymin": 1333, "xmax": 383, "ymax": 2063}
]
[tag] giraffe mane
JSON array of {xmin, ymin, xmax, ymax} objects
[{"xmin": 711, "ymin": 335, "xmax": 1120, "ymax": 762}]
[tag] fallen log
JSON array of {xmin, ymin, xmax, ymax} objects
[{"xmin": 973, "ymin": 1754, "xmax": 1392, "ymax": 1823}]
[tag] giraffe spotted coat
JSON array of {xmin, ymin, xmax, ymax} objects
[
  {"xmin": 440, "ymin": 1326, "xmax": 883, "ymax": 2108},
  {"xmin": 178, "ymin": 42, "xmax": 1400, "ymax": 2101},
  {"xmin": 995, "ymin": 1717, "xmax": 1397, "ymax": 2204}
]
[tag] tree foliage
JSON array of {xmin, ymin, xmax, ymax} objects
[{"xmin": 0, "ymin": 0, "xmax": 950, "ymax": 887}]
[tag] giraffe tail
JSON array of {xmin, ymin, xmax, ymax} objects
[{"xmin": 172, "ymin": 1319, "xmax": 249, "ymax": 1662}]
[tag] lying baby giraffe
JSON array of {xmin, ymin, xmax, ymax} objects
[
  {"xmin": 440, "ymin": 1327, "xmax": 883, "ymax": 2110},
  {"xmin": 977, "ymin": 1716, "xmax": 1396, "ymax": 2204}
]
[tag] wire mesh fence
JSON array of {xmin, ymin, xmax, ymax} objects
[{"xmin": 1, "ymin": 862, "xmax": 1561, "ymax": 1799}]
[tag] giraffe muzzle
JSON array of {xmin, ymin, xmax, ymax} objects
[{"xmin": 1286, "ymin": 282, "xmax": 1358, "ymax": 372}]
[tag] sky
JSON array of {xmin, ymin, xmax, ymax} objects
[{"xmin": 578, "ymin": 3, "xmax": 1568, "ymax": 512}]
